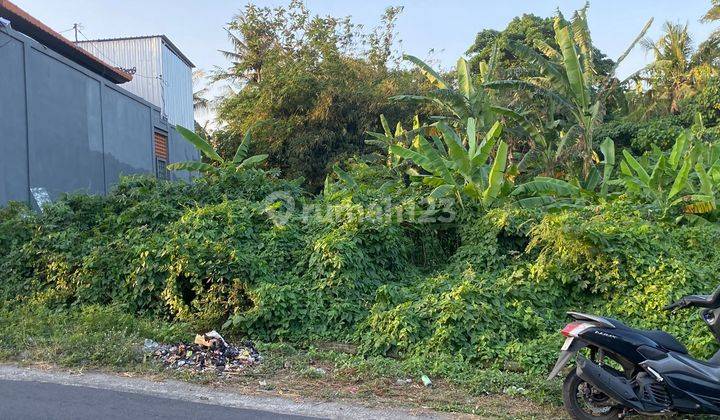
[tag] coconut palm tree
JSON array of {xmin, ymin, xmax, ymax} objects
[
  {"xmin": 192, "ymin": 70, "xmax": 210, "ymax": 112},
  {"xmin": 697, "ymin": 0, "xmax": 720, "ymax": 67},
  {"xmin": 641, "ymin": 21, "xmax": 718, "ymax": 114},
  {"xmin": 703, "ymin": 0, "xmax": 720, "ymax": 23},
  {"xmin": 641, "ymin": 22, "xmax": 697, "ymax": 114},
  {"xmin": 486, "ymin": 6, "xmax": 652, "ymax": 176}
]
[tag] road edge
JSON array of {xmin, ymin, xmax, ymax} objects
[{"xmin": 0, "ymin": 364, "xmax": 451, "ymax": 419}]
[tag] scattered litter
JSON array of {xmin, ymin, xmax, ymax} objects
[
  {"xmin": 421, "ymin": 374, "xmax": 432, "ymax": 387},
  {"xmin": 147, "ymin": 331, "xmax": 261, "ymax": 374},
  {"xmin": 396, "ymin": 378, "xmax": 412, "ymax": 386},
  {"xmin": 503, "ymin": 385, "xmax": 527, "ymax": 396},
  {"xmin": 143, "ymin": 339, "xmax": 159, "ymax": 352},
  {"xmin": 302, "ymin": 366, "xmax": 327, "ymax": 378}
]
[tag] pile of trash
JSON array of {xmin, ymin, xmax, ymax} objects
[{"xmin": 144, "ymin": 331, "xmax": 261, "ymax": 374}]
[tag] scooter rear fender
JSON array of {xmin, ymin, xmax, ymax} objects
[{"xmin": 548, "ymin": 338, "xmax": 588, "ymax": 380}]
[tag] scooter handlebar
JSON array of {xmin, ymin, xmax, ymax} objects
[
  {"xmin": 664, "ymin": 285, "xmax": 720, "ymax": 311},
  {"xmin": 663, "ymin": 299, "xmax": 690, "ymax": 311}
]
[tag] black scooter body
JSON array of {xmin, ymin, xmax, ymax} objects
[
  {"xmin": 574, "ymin": 322, "xmax": 720, "ymax": 414},
  {"xmin": 550, "ymin": 291, "xmax": 720, "ymax": 416},
  {"xmin": 644, "ymin": 352, "xmax": 720, "ymax": 412}
]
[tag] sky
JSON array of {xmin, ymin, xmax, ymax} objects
[{"xmin": 13, "ymin": 0, "xmax": 717, "ymax": 105}]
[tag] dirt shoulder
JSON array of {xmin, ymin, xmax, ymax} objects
[{"xmin": 0, "ymin": 363, "xmax": 564, "ymax": 419}]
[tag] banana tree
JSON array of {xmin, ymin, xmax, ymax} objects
[
  {"xmin": 511, "ymin": 137, "xmax": 616, "ymax": 209},
  {"xmin": 391, "ymin": 47, "xmax": 499, "ymax": 130},
  {"xmin": 618, "ymin": 127, "xmax": 720, "ymax": 222},
  {"xmin": 168, "ymin": 126, "xmax": 268, "ymax": 174},
  {"xmin": 389, "ymin": 117, "xmax": 509, "ymax": 208},
  {"xmin": 485, "ymin": 5, "xmax": 653, "ymax": 176},
  {"xmin": 366, "ymin": 115, "xmax": 424, "ymax": 168}
]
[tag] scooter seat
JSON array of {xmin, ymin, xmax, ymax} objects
[
  {"xmin": 637, "ymin": 330, "xmax": 688, "ymax": 354},
  {"xmin": 606, "ymin": 318, "xmax": 689, "ymax": 354},
  {"xmin": 571, "ymin": 313, "xmax": 689, "ymax": 354}
]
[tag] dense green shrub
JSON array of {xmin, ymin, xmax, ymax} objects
[
  {"xmin": 631, "ymin": 117, "xmax": 685, "ymax": 152},
  {"xmin": 597, "ymin": 83, "xmax": 720, "ymax": 154},
  {"xmin": 160, "ymin": 199, "xmax": 304, "ymax": 329},
  {"xmin": 526, "ymin": 201, "xmax": 720, "ymax": 357},
  {"xmin": 593, "ymin": 120, "xmax": 640, "ymax": 150},
  {"xmin": 3, "ymin": 166, "xmax": 720, "ymax": 374},
  {"xmin": 0, "ymin": 202, "xmax": 35, "ymax": 250},
  {"xmin": 360, "ymin": 201, "xmax": 720, "ymax": 373},
  {"xmin": 679, "ymin": 76, "xmax": 720, "ymax": 127}
]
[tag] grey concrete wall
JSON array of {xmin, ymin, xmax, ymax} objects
[
  {"xmin": 0, "ymin": 26, "xmax": 199, "ymax": 208},
  {"xmin": 168, "ymin": 126, "xmax": 197, "ymax": 182},
  {"xmin": 102, "ymin": 86, "xmax": 155, "ymax": 186},
  {"xmin": 26, "ymin": 49, "xmax": 106, "ymax": 199},
  {"xmin": 0, "ymin": 30, "xmax": 29, "ymax": 204}
]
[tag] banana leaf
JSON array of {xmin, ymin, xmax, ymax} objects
[
  {"xmin": 437, "ymin": 123, "xmax": 471, "ymax": 180},
  {"xmin": 233, "ymin": 130, "xmax": 252, "ymax": 163},
  {"xmin": 555, "ymin": 23, "xmax": 589, "ymax": 110},
  {"xmin": 429, "ymin": 184, "xmax": 455, "ymax": 200},
  {"xmin": 176, "ymin": 125, "xmax": 223, "ymax": 162},
  {"xmin": 467, "ymin": 117, "xmax": 478, "ymax": 158},
  {"xmin": 380, "ymin": 114, "xmax": 392, "ymax": 137},
  {"xmin": 669, "ymin": 130, "xmax": 689, "ymax": 170},
  {"xmin": 456, "ymin": 57, "xmax": 476, "ymax": 99},
  {"xmin": 482, "ymin": 141, "xmax": 509, "ymax": 205},
  {"xmin": 696, "ymin": 163, "xmax": 714, "ymax": 196},
  {"xmin": 669, "ymin": 155, "xmax": 693, "ymax": 199},
  {"xmin": 403, "ymin": 54, "xmax": 449, "ymax": 89},
  {"xmin": 237, "ymin": 154, "xmax": 268, "ymax": 169},
  {"xmin": 332, "ymin": 164, "xmax": 358, "ymax": 190},
  {"xmin": 622, "ymin": 150, "xmax": 651, "ymax": 185},
  {"xmin": 600, "ymin": 137, "xmax": 615, "ymax": 195},
  {"xmin": 511, "ymin": 177, "xmax": 580, "ymax": 197},
  {"xmin": 167, "ymin": 161, "xmax": 217, "ymax": 173}
]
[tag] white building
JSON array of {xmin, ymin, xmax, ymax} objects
[{"xmin": 76, "ymin": 35, "xmax": 195, "ymax": 130}]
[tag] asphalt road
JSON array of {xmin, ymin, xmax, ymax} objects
[{"xmin": 0, "ymin": 380, "xmax": 319, "ymax": 420}]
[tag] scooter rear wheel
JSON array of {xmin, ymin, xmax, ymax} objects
[{"xmin": 563, "ymin": 369, "xmax": 622, "ymax": 420}]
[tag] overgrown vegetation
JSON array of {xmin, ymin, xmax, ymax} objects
[{"xmin": 3, "ymin": 1, "xmax": 720, "ymax": 412}]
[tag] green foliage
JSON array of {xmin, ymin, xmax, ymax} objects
[
  {"xmin": 593, "ymin": 119, "xmax": 640, "ymax": 150},
  {"xmin": 5, "ymin": 2, "xmax": 720, "ymax": 389},
  {"xmin": 487, "ymin": 7, "xmax": 652, "ymax": 175},
  {"xmin": 3, "ymin": 159, "xmax": 720, "ymax": 376},
  {"xmin": 679, "ymin": 76, "xmax": 720, "ymax": 127},
  {"xmin": 597, "ymin": 86, "xmax": 720, "ymax": 156},
  {"xmin": 616, "ymin": 125, "xmax": 720, "ymax": 221},
  {"xmin": 0, "ymin": 202, "xmax": 35, "ymax": 254},
  {"xmin": 631, "ymin": 116, "xmax": 684, "ymax": 152},
  {"xmin": 511, "ymin": 137, "xmax": 616, "ymax": 209},
  {"xmin": 638, "ymin": 21, "xmax": 718, "ymax": 115},
  {"xmin": 214, "ymin": 1, "xmax": 420, "ymax": 191},
  {"xmin": 0, "ymin": 301, "xmax": 188, "ymax": 366},
  {"xmin": 0, "ymin": 171, "xmax": 301, "ymax": 314},
  {"xmin": 389, "ymin": 119, "xmax": 510, "ymax": 207},
  {"xmin": 393, "ymin": 55, "xmax": 498, "ymax": 129},
  {"xmin": 467, "ymin": 13, "xmax": 613, "ymax": 80},
  {"xmin": 168, "ymin": 126, "xmax": 268, "ymax": 174}
]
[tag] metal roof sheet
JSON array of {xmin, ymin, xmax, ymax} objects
[
  {"xmin": 77, "ymin": 35, "xmax": 195, "ymax": 68},
  {"xmin": 0, "ymin": 0, "xmax": 133, "ymax": 84}
]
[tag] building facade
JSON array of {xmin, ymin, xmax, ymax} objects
[
  {"xmin": 76, "ymin": 36, "xmax": 195, "ymax": 130},
  {"xmin": 0, "ymin": 0, "xmax": 199, "ymax": 208}
]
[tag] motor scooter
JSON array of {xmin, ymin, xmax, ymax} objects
[{"xmin": 548, "ymin": 284, "xmax": 720, "ymax": 419}]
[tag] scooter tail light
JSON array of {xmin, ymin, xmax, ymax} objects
[{"xmin": 561, "ymin": 321, "xmax": 596, "ymax": 337}]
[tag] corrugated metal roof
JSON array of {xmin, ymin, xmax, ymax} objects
[
  {"xmin": 76, "ymin": 37, "xmax": 165, "ymax": 110},
  {"xmin": 75, "ymin": 37, "xmax": 195, "ymax": 128},
  {"xmin": 78, "ymin": 35, "xmax": 195, "ymax": 68},
  {"xmin": 0, "ymin": 0, "xmax": 132, "ymax": 84}
]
